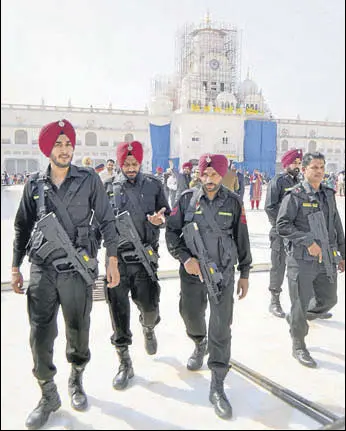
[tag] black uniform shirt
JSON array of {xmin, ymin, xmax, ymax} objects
[
  {"xmin": 265, "ymin": 172, "xmax": 299, "ymax": 226},
  {"xmin": 105, "ymin": 171, "xmax": 170, "ymax": 252},
  {"xmin": 276, "ymin": 181, "xmax": 345, "ymax": 259},
  {"xmin": 166, "ymin": 185, "xmax": 252, "ymax": 278},
  {"xmin": 12, "ymin": 164, "xmax": 118, "ymax": 267},
  {"xmin": 302, "ymin": 181, "xmax": 330, "ymax": 228}
]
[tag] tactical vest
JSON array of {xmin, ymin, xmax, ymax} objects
[
  {"xmin": 183, "ymin": 187, "xmax": 236, "ymax": 267},
  {"xmin": 27, "ymin": 172, "xmax": 100, "ymax": 263}
]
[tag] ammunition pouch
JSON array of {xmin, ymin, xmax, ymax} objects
[
  {"xmin": 26, "ymin": 229, "xmax": 66, "ymax": 265},
  {"xmin": 144, "ymin": 220, "xmax": 160, "ymax": 246},
  {"xmin": 75, "ymin": 225, "xmax": 101, "ymax": 258}
]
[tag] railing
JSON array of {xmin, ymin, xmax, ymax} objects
[{"xmin": 1, "ymin": 103, "xmax": 148, "ymax": 116}]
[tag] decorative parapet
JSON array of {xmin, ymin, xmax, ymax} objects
[{"xmin": 189, "ymin": 104, "xmax": 266, "ymax": 116}]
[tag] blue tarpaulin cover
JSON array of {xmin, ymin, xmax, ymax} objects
[
  {"xmin": 243, "ymin": 120, "xmax": 277, "ymax": 177},
  {"xmin": 149, "ymin": 123, "xmax": 171, "ymax": 173}
]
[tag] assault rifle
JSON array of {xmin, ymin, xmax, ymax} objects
[
  {"xmin": 182, "ymin": 222, "xmax": 223, "ymax": 304},
  {"xmin": 115, "ymin": 211, "xmax": 159, "ymax": 282},
  {"xmin": 307, "ymin": 211, "xmax": 342, "ymax": 283},
  {"xmin": 34, "ymin": 212, "xmax": 98, "ymax": 287}
]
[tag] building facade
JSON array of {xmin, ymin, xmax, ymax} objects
[{"xmin": 1, "ymin": 14, "xmax": 345, "ymax": 176}]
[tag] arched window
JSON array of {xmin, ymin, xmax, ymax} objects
[
  {"xmin": 281, "ymin": 140, "xmax": 288, "ymax": 152},
  {"xmin": 308, "ymin": 140, "xmax": 317, "ymax": 152},
  {"xmin": 191, "ymin": 133, "xmax": 200, "ymax": 143},
  {"xmin": 15, "ymin": 130, "xmax": 28, "ymax": 145},
  {"xmin": 85, "ymin": 132, "xmax": 97, "ymax": 146},
  {"xmin": 124, "ymin": 133, "xmax": 134, "ymax": 143}
]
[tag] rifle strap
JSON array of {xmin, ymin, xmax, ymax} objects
[
  {"xmin": 112, "ymin": 180, "xmax": 148, "ymax": 219},
  {"xmin": 185, "ymin": 188, "xmax": 233, "ymax": 266},
  {"xmin": 327, "ymin": 193, "xmax": 335, "ymax": 245},
  {"xmin": 41, "ymin": 174, "xmax": 87, "ymax": 241},
  {"xmin": 307, "ymin": 188, "xmax": 334, "ymax": 245},
  {"xmin": 184, "ymin": 187, "xmax": 203, "ymax": 222},
  {"xmin": 36, "ymin": 175, "xmax": 47, "ymax": 219}
]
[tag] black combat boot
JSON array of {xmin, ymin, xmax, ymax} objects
[
  {"xmin": 143, "ymin": 327, "xmax": 157, "ymax": 355},
  {"xmin": 306, "ymin": 311, "xmax": 333, "ymax": 321},
  {"xmin": 68, "ymin": 365, "xmax": 88, "ymax": 411},
  {"xmin": 209, "ymin": 368, "xmax": 233, "ymax": 419},
  {"xmin": 25, "ymin": 380, "xmax": 61, "ymax": 430},
  {"xmin": 292, "ymin": 338, "xmax": 317, "ymax": 368},
  {"xmin": 187, "ymin": 337, "xmax": 208, "ymax": 371},
  {"xmin": 269, "ymin": 293, "xmax": 285, "ymax": 318},
  {"xmin": 113, "ymin": 346, "xmax": 134, "ymax": 390}
]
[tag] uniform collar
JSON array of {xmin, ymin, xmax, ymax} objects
[
  {"xmin": 200, "ymin": 184, "xmax": 228, "ymax": 203},
  {"xmin": 46, "ymin": 163, "xmax": 83, "ymax": 180},
  {"xmin": 302, "ymin": 180, "xmax": 321, "ymax": 195},
  {"xmin": 118, "ymin": 170, "xmax": 144, "ymax": 185}
]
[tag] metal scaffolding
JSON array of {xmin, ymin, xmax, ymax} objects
[{"xmin": 174, "ymin": 14, "xmax": 241, "ymax": 110}]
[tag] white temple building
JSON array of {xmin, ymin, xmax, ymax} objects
[{"xmin": 1, "ymin": 13, "xmax": 345, "ymax": 176}]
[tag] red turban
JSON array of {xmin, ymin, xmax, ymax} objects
[
  {"xmin": 116, "ymin": 141, "xmax": 143, "ymax": 167},
  {"xmin": 38, "ymin": 119, "xmax": 76, "ymax": 157},
  {"xmin": 281, "ymin": 149, "xmax": 303, "ymax": 168},
  {"xmin": 198, "ymin": 154, "xmax": 228, "ymax": 177},
  {"xmin": 156, "ymin": 167, "xmax": 163, "ymax": 173},
  {"xmin": 182, "ymin": 162, "xmax": 193, "ymax": 170}
]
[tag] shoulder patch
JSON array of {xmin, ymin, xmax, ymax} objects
[
  {"xmin": 287, "ymin": 184, "xmax": 303, "ymax": 194},
  {"xmin": 240, "ymin": 206, "xmax": 247, "ymax": 224},
  {"xmin": 170, "ymin": 206, "xmax": 179, "ymax": 216}
]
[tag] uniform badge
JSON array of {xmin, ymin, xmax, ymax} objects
[
  {"xmin": 58, "ymin": 120, "xmax": 65, "ymax": 127},
  {"xmin": 128, "ymin": 143, "xmax": 133, "ymax": 151},
  {"xmin": 206, "ymin": 155, "xmax": 211, "ymax": 163}
]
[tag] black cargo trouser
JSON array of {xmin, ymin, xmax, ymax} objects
[
  {"xmin": 107, "ymin": 260, "xmax": 160, "ymax": 347},
  {"xmin": 179, "ymin": 264, "xmax": 234, "ymax": 371},
  {"xmin": 269, "ymin": 229, "xmax": 286, "ymax": 294},
  {"xmin": 26, "ymin": 264, "xmax": 92, "ymax": 381},
  {"xmin": 286, "ymin": 256, "xmax": 338, "ymax": 340}
]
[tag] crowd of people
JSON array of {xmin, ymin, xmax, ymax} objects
[
  {"xmin": 1, "ymin": 171, "xmax": 29, "ymax": 185},
  {"xmin": 152, "ymin": 162, "xmax": 272, "ymax": 211},
  {"xmin": 8, "ymin": 118, "xmax": 346, "ymax": 428}
]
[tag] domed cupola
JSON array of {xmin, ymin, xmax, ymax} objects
[{"xmin": 216, "ymin": 91, "xmax": 237, "ymax": 107}]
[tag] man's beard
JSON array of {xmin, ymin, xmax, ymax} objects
[
  {"xmin": 203, "ymin": 183, "xmax": 221, "ymax": 193},
  {"xmin": 123, "ymin": 170, "xmax": 139, "ymax": 181},
  {"xmin": 50, "ymin": 156, "xmax": 72, "ymax": 169},
  {"xmin": 287, "ymin": 167, "xmax": 300, "ymax": 177}
]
